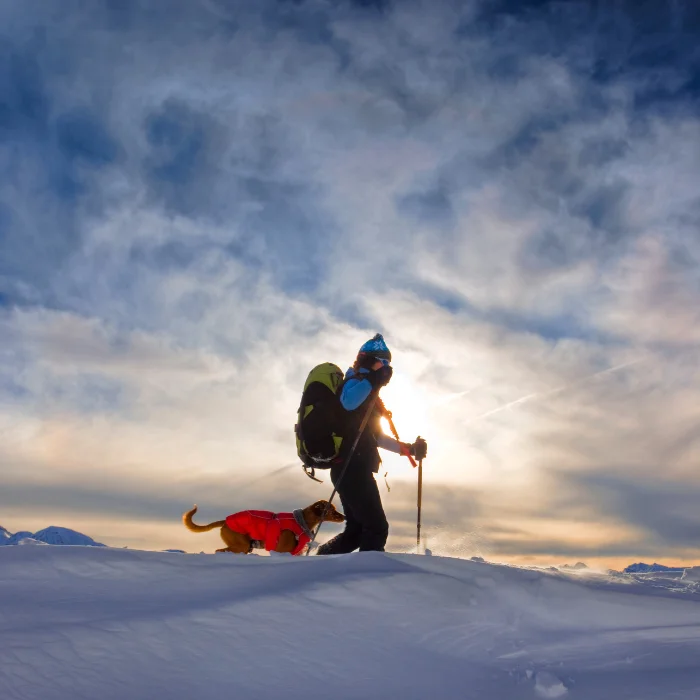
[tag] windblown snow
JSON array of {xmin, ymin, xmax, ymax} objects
[{"xmin": 1, "ymin": 547, "xmax": 699, "ymax": 700}]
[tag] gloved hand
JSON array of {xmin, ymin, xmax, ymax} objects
[
  {"xmin": 409, "ymin": 437, "xmax": 427, "ymax": 460},
  {"xmin": 367, "ymin": 364, "xmax": 393, "ymax": 388}
]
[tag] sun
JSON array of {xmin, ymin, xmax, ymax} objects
[{"xmin": 378, "ymin": 372, "xmax": 430, "ymax": 453}]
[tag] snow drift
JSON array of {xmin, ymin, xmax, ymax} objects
[
  {"xmin": 1, "ymin": 547, "xmax": 699, "ymax": 700},
  {"xmin": 683, "ymin": 567, "xmax": 700, "ymax": 583}
]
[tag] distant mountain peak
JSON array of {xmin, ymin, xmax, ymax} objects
[
  {"xmin": 623, "ymin": 562, "xmax": 682, "ymax": 574},
  {"xmin": 0, "ymin": 526, "xmax": 105, "ymax": 547},
  {"xmin": 3, "ymin": 531, "xmax": 35, "ymax": 545},
  {"xmin": 31, "ymin": 527, "xmax": 105, "ymax": 547}
]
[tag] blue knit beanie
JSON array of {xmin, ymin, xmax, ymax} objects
[{"xmin": 358, "ymin": 333, "xmax": 391, "ymax": 362}]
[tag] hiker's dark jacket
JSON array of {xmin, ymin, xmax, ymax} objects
[{"xmin": 339, "ymin": 367, "xmax": 402, "ymax": 472}]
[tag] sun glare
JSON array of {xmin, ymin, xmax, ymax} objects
[{"xmin": 379, "ymin": 373, "xmax": 431, "ymax": 454}]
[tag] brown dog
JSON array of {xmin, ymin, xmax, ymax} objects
[{"xmin": 182, "ymin": 500, "xmax": 345, "ymax": 555}]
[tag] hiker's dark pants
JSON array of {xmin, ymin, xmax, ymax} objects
[{"xmin": 316, "ymin": 451, "xmax": 389, "ymax": 554}]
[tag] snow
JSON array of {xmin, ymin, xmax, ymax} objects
[
  {"xmin": 682, "ymin": 567, "xmax": 700, "ymax": 583},
  {"xmin": 1, "ymin": 548, "xmax": 700, "ymax": 700},
  {"xmin": 534, "ymin": 671, "xmax": 568, "ymax": 698}
]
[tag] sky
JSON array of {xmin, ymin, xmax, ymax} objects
[{"xmin": 1, "ymin": 0, "xmax": 699, "ymax": 568}]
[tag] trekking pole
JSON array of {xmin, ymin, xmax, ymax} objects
[
  {"xmin": 305, "ymin": 393, "xmax": 379, "ymax": 555},
  {"xmin": 416, "ymin": 436, "xmax": 423, "ymax": 553},
  {"xmin": 416, "ymin": 458, "xmax": 423, "ymax": 551},
  {"xmin": 384, "ymin": 411, "xmax": 417, "ymax": 468}
]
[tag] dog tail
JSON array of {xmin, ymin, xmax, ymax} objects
[{"xmin": 182, "ymin": 505, "xmax": 226, "ymax": 533}]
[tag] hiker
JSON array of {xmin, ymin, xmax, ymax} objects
[{"xmin": 316, "ymin": 334, "xmax": 427, "ymax": 555}]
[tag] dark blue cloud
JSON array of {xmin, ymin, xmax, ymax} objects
[
  {"xmin": 0, "ymin": 47, "xmax": 49, "ymax": 140},
  {"xmin": 144, "ymin": 100, "xmax": 214, "ymax": 198},
  {"xmin": 576, "ymin": 137, "xmax": 629, "ymax": 168},
  {"xmin": 485, "ymin": 0, "xmax": 554, "ymax": 17},
  {"xmin": 51, "ymin": 108, "xmax": 121, "ymax": 202},
  {"xmin": 0, "ymin": 26, "xmax": 125, "ymax": 307},
  {"xmin": 56, "ymin": 109, "xmax": 120, "ymax": 168},
  {"xmin": 565, "ymin": 471, "xmax": 700, "ymax": 548},
  {"xmin": 517, "ymin": 180, "xmax": 631, "ymax": 275},
  {"xmin": 471, "ymin": 1, "xmax": 700, "ymax": 106},
  {"xmin": 264, "ymin": 1, "xmax": 336, "ymax": 45},
  {"xmin": 241, "ymin": 179, "xmax": 330, "ymax": 293},
  {"xmin": 573, "ymin": 181, "xmax": 630, "ymax": 239},
  {"xmin": 405, "ymin": 280, "xmax": 616, "ymax": 344},
  {"xmin": 486, "ymin": 115, "xmax": 572, "ymax": 171},
  {"xmin": 486, "ymin": 307, "xmax": 616, "ymax": 345},
  {"xmin": 1, "ymin": 0, "xmax": 698, "ymax": 323},
  {"xmin": 274, "ymin": 0, "xmax": 392, "ymax": 11},
  {"xmin": 397, "ymin": 181, "xmax": 455, "ymax": 227},
  {"xmin": 137, "ymin": 97, "xmax": 335, "ymax": 293},
  {"xmin": 346, "ymin": 0, "xmax": 391, "ymax": 10},
  {"xmin": 328, "ymin": 299, "xmax": 382, "ymax": 332}
]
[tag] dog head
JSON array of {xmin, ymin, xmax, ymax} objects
[{"xmin": 309, "ymin": 500, "xmax": 345, "ymax": 523}]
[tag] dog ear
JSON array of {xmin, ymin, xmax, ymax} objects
[{"xmin": 313, "ymin": 501, "xmax": 327, "ymax": 516}]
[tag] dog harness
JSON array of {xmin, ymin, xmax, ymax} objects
[{"xmin": 224, "ymin": 509, "xmax": 312, "ymax": 556}]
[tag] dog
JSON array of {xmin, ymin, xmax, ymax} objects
[{"xmin": 182, "ymin": 500, "xmax": 345, "ymax": 555}]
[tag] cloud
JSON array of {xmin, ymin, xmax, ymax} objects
[{"xmin": 1, "ymin": 0, "xmax": 699, "ymax": 566}]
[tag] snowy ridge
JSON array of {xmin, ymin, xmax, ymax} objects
[
  {"xmin": 0, "ymin": 525, "xmax": 104, "ymax": 547},
  {"xmin": 3, "ymin": 531, "xmax": 39, "ymax": 545},
  {"xmin": 623, "ymin": 562, "xmax": 685, "ymax": 574},
  {"xmin": 1, "ymin": 547, "xmax": 700, "ymax": 700}
]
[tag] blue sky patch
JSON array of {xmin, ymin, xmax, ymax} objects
[
  {"xmin": 55, "ymin": 109, "xmax": 120, "ymax": 167},
  {"xmin": 0, "ymin": 49, "xmax": 49, "ymax": 140}
]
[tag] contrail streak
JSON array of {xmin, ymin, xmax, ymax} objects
[
  {"xmin": 464, "ymin": 358, "xmax": 644, "ymax": 425},
  {"xmin": 433, "ymin": 383, "xmax": 484, "ymax": 406}
]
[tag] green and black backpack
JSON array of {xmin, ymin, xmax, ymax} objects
[{"xmin": 295, "ymin": 363, "xmax": 347, "ymax": 480}]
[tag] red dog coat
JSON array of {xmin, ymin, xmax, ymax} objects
[{"xmin": 225, "ymin": 510, "xmax": 311, "ymax": 556}]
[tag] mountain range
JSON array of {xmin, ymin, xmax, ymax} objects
[
  {"xmin": 0, "ymin": 525, "xmax": 105, "ymax": 547},
  {"xmin": 622, "ymin": 562, "xmax": 686, "ymax": 573}
]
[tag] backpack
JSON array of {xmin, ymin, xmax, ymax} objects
[{"xmin": 295, "ymin": 363, "xmax": 347, "ymax": 480}]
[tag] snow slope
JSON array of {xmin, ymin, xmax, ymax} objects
[{"xmin": 1, "ymin": 547, "xmax": 700, "ymax": 700}]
